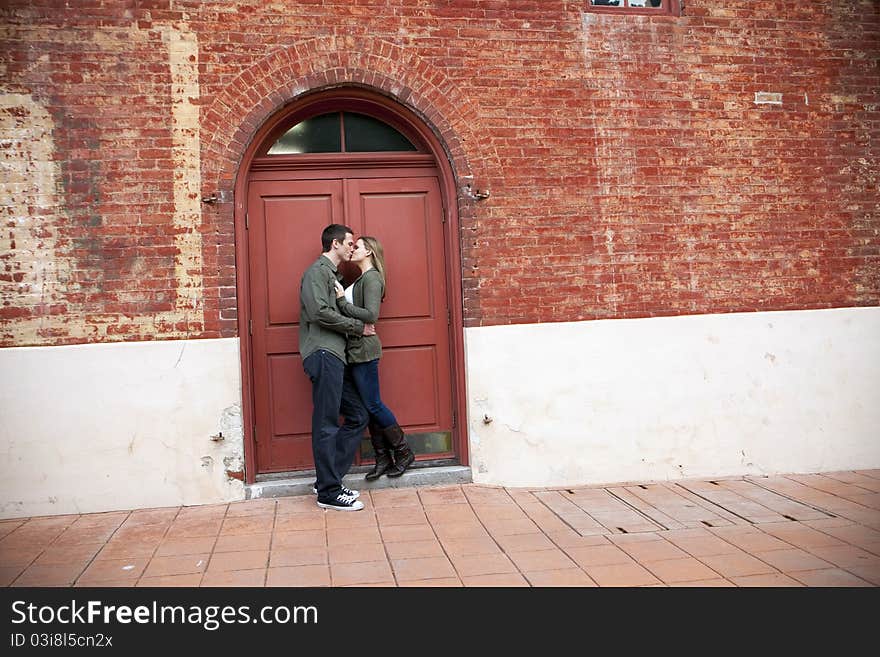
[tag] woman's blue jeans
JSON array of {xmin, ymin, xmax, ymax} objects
[{"xmin": 349, "ymin": 358, "xmax": 398, "ymax": 429}]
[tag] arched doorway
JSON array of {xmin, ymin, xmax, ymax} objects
[{"xmin": 237, "ymin": 89, "xmax": 464, "ymax": 479}]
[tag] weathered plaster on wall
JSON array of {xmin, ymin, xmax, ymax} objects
[
  {"xmin": 0, "ymin": 338, "xmax": 245, "ymax": 519},
  {"xmin": 467, "ymin": 307, "xmax": 880, "ymax": 488},
  {"xmin": 215, "ymin": 402, "xmax": 245, "ymax": 481}
]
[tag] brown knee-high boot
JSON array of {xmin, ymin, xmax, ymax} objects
[
  {"xmin": 384, "ymin": 424, "xmax": 415, "ymax": 477},
  {"xmin": 365, "ymin": 420, "xmax": 395, "ymax": 481}
]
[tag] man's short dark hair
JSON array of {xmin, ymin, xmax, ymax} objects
[{"xmin": 321, "ymin": 224, "xmax": 353, "ymax": 252}]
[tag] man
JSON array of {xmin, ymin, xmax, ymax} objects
[{"xmin": 299, "ymin": 224, "xmax": 375, "ymax": 511}]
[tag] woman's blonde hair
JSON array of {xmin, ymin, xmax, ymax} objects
[{"xmin": 359, "ymin": 236, "xmax": 386, "ymax": 300}]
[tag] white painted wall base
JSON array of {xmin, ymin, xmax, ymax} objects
[
  {"xmin": 465, "ymin": 307, "xmax": 880, "ymax": 488},
  {"xmin": 2, "ymin": 307, "xmax": 878, "ymax": 519},
  {"xmin": 0, "ymin": 338, "xmax": 245, "ymax": 519}
]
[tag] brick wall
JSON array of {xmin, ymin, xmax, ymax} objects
[{"xmin": 1, "ymin": 0, "xmax": 877, "ymax": 346}]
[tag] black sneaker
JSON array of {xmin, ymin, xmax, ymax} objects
[
  {"xmin": 313, "ymin": 483, "xmax": 359, "ymax": 499},
  {"xmin": 317, "ymin": 492, "xmax": 364, "ymax": 512}
]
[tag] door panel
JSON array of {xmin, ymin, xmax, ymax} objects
[
  {"xmin": 248, "ymin": 172, "xmax": 452, "ymax": 474},
  {"xmin": 378, "ymin": 347, "xmax": 441, "ymax": 427},
  {"xmin": 269, "ymin": 354, "xmax": 311, "ymax": 436},
  {"xmin": 265, "ymin": 194, "xmax": 340, "ymax": 326},
  {"xmin": 248, "ymin": 180, "xmax": 344, "ymax": 471},
  {"xmin": 357, "ymin": 191, "xmax": 433, "ymax": 319}
]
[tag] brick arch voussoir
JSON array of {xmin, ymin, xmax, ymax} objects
[{"xmin": 202, "ymin": 37, "xmax": 499, "ymax": 193}]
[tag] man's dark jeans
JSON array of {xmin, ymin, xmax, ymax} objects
[{"xmin": 302, "ymin": 349, "xmax": 369, "ymax": 501}]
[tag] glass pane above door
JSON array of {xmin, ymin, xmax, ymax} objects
[
  {"xmin": 267, "ymin": 113, "xmax": 341, "ymax": 154},
  {"xmin": 267, "ymin": 112, "xmax": 417, "ymax": 154},
  {"xmin": 343, "ymin": 113, "xmax": 417, "ymax": 152}
]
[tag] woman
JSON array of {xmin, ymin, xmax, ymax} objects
[{"xmin": 334, "ymin": 236, "xmax": 415, "ymax": 480}]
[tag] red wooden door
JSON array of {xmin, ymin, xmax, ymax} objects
[{"xmin": 247, "ymin": 173, "xmax": 452, "ymax": 474}]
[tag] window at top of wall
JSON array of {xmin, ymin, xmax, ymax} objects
[{"xmin": 587, "ymin": 0, "xmax": 681, "ymax": 16}]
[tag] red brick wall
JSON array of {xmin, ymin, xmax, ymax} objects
[{"xmin": 1, "ymin": 1, "xmax": 877, "ymax": 346}]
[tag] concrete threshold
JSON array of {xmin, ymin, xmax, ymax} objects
[{"xmin": 245, "ymin": 465, "xmax": 472, "ymax": 500}]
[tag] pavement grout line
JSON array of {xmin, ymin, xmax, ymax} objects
[
  {"xmin": 744, "ymin": 476, "xmax": 840, "ymax": 519},
  {"xmin": 672, "ymin": 481, "xmax": 755, "ymax": 526},
  {"xmin": 604, "ymin": 487, "xmax": 673, "ymax": 531}
]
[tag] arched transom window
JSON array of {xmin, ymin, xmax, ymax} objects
[{"xmin": 267, "ymin": 112, "xmax": 418, "ymax": 155}]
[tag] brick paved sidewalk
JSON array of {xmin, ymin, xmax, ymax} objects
[{"xmin": 2, "ymin": 471, "xmax": 878, "ymax": 587}]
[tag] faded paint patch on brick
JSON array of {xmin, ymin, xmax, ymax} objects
[
  {"xmin": 0, "ymin": 94, "xmax": 67, "ymax": 343},
  {"xmin": 162, "ymin": 23, "xmax": 203, "ymax": 322},
  {"xmin": 1, "ymin": 22, "xmax": 206, "ymax": 346}
]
